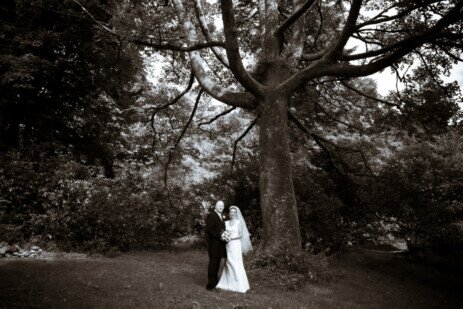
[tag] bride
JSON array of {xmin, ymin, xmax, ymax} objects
[{"xmin": 216, "ymin": 206, "xmax": 253, "ymax": 293}]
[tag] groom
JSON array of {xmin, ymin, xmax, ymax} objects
[{"xmin": 205, "ymin": 200, "xmax": 227, "ymax": 290}]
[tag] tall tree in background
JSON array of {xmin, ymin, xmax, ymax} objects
[
  {"xmin": 0, "ymin": 0, "xmax": 143, "ymax": 177},
  {"xmin": 54, "ymin": 0, "xmax": 463, "ymax": 252}
]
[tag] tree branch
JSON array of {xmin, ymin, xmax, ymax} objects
[
  {"xmin": 437, "ymin": 43, "xmax": 463, "ymax": 62},
  {"xmin": 312, "ymin": 1, "xmax": 324, "ymax": 48},
  {"xmin": 132, "ymin": 39, "xmax": 226, "ymax": 52},
  {"xmin": 63, "ymin": 37, "xmax": 104, "ymax": 62},
  {"xmin": 300, "ymin": 50, "xmax": 325, "ymax": 61},
  {"xmin": 193, "ymin": 0, "xmax": 230, "ymax": 68},
  {"xmin": 281, "ymin": 0, "xmax": 463, "ymax": 93},
  {"xmin": 274, "ymin": 0, "xmax": 316, "ymax": 37},
  {"xmin": 341, "ymin": 34, "xmax": 422, "ymax": 61},
  {"xmin": 288, "ymin": 110, "xmax": 375, "ymax": 177},
  {"xmin": 308, "ymin": 77, "xmax": 348, "ymax": 87},
  {"xmin": 72, "ymin": 0, "xmax": 229, "ymax": 58},
  {"xmin": 284, "ymin": 0, "xmax": 315, "ymax": 65},
  {"xmin": 326, "ymin": 0, "xmax": 363, "ymax": 59},
  {"xmin": 197, "ymin": 106, "xmax": 236, "ymax": 127},
  {"xmin": 163, "ymin": 88, "xmax": 204, "ymax": 205},
  {"xmin": 416, "ymin": 51, "xmax": 451, "ymax": 97},
  {"xmin": 287, "ymin": 110, "xmax": 347, "ymax": 174},
  {"xmin": 314, "ymin": 90, "xmax": 365, "ymax": 131},
  {"xmin": 437, "ymin": 32, "xmax": 463, "ymax": 42},
  {"xmin": 231, "ymin": 118, "xmax": 257, "ymax": 169},
  {"xmin": 356, "ymin": 0, "xmax": 441, "ymax": 29},
  {"xmin": 220, "ymin": 0, "xmax": 265, "ymax": 96},
  {"xmin": 351, "ymin": 34, "xmax": 384, "ymax": 49},
  {"xmin": 172, "ymin": 0, "xmax": 257, "ymax": 109},
  {"xmin": 343, "ymin": 2, "xmax": 463, "ymax": 61},
  {"xmin": 340, "ymin": 80, "xmax": 401, "ymax": 109},
  {"xmin": 151, "ymin": 71, "xmax": 195, "ymax": 147},
  {"xmin": 319, "ymin": 82, "xmax": 365, "ymax": 111},
  {"xmin": 71, "ymin": 0, "xmax": 119, "ymax": 37},
  {"xmin": 237, "ymin": 8, "xmax": 258, "ymax": 28}
]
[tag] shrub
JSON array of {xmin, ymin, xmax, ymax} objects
[
  {"xmin": 247, "ymin": 248, "xmax": 328, "ymax": 290},
  {"xmin": 0, "ymin": 149, "xmax": 199, "ymax": 251},
  {"xmin": 366, "ymin": 133, "xmax": 463, "ymax": 252},
  {"xmin": 42, "ymin": 166, "xmax": 194, "ymax": 251},
  {"xmin": 294, "ymin": 171, "xmax": 352, "ymax": 254},
  {"xmin": 0, "ymin": 149, "xmax": 62, "ymax": 243}
]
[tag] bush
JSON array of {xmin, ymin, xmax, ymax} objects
[
  {"xmin": 247, "ymin": 248, "xmax": 328, "ymax": 290},
  {"xmin": 366, "ymin": 133, "xmax": 463, "ymax": 251},
  {"xmin": 294, "ymin": 171, "xmax": 352, "ymax": 254},
  {"xmin": 0, "ymin": 149, "xmax": 62, "ymax": 243},
  {"xmin": 246, "ymin": 250, "xmax": 327, "ymax": 290},
  {"xmin": 0, "ymin": 149, "xmax": 200, "ymax": 251},
  {"xmin": 44, "ymin": 163, "xmax": 204, "ymax": 251},
  {"xmin": 43, "ymin": 179, "xmax": 170, "ymax": 251}
]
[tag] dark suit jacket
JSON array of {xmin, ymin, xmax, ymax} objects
[{"xmin": 206, "ymin": 211, "xmax": 227, "ymax": 258}]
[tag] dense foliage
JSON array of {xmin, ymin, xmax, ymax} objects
[
  {"xmin": 367, "ymin": 132, "xmax": 463, "ymax": 252},
  {"xmin": 0, "ymin": 149, "xmax": 206, "ymax": 251},
  {"xmin": 0, "ymin": 0, "xmax": 143, "ymax": 176}
]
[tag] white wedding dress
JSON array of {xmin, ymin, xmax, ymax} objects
[{"xmin": 215, "ymin": 220, "xmax": 250, "ymax": 293}]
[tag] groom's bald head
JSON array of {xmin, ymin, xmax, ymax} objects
[{"xmin": 215, "ymin": 200, "xmax": 224, "ymax": 213}]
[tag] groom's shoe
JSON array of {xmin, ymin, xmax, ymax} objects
[{"xmin": 206, "ymin": 285, "xmax": 214, "ymax": 291}]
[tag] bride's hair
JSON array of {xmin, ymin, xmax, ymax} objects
[{"xmin": 229, "ymin": 206, "xmax": 253, "ymax": 254}]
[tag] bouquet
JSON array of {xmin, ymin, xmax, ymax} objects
[{"xmin": 221, "ymin": 230, "xmax": 231, "ymax": 242}]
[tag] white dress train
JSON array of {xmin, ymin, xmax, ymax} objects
[{"xmin": 216, "ymin": 220, "xmax": 250, "ymax": 293}]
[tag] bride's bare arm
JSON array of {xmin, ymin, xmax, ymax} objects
[{"xmin": 232, "ymin": 221, "xmax": 243, "ymax": 240}]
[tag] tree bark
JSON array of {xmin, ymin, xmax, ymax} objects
[{"xmin": 258, "ymin": 61, "xmax": 301, "ymax": 252}]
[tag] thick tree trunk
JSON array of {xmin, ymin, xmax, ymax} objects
[{"xmin": 258, "ymin": 61, "xmax": 301, "ymax": 252}]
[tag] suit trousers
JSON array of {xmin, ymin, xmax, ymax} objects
[{"xmin": 207, "ymin": 256, "xmax": 222, "ymax": 289}]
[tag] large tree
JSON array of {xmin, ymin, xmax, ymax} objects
[{"xmin": 78, "ymin": 0, "xmax": 463, "ymax": 252}]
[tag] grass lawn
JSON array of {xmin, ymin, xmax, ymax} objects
[{"xmin": 0, "ymin": 248, "xmax": 462, "ymax": 308}]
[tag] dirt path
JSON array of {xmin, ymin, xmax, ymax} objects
[{"xmin": 0, "ymin": 249, "xmax": 462, "ymax": 308}]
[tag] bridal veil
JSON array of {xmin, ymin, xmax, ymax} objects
[{"xmin": 229, "ymin": 206, "xmax": 253, "ymax": 254}]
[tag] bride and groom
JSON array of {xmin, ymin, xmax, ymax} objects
[{"xmin": 206, "ymin": 200, "xmax": 253, "ymax": 293}]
